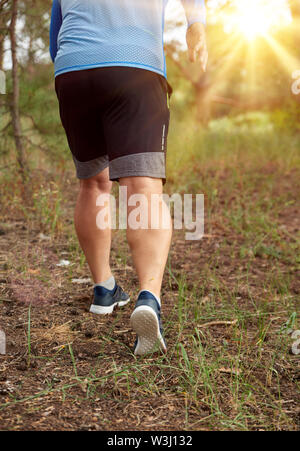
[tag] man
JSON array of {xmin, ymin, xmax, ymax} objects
[{"xmin": 50, "ymin": 0, "xmax": 207, "ymax": 356}]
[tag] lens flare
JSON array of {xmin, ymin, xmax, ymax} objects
[{"xmin": 224, "ymin": 0, "xmax": 292, "ymax": 41}]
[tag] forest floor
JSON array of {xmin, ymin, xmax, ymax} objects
[{"xmin": 0, "ymin": 163, "xmax": 299, "ymax": 431}]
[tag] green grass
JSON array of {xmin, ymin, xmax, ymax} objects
[{"xmin": 167, "ymin": 111, "xmax": 300, "ymax": 190}]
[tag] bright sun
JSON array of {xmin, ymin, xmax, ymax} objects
[{"xmin": 224, "ymin": 0, "xmax": 292, "ymax": 41}]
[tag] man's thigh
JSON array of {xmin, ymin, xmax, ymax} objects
[
  {"xmin": 99, "ymin": 67, "xmax": 171, "ymax": 184},
  {"xmin": 55, "ymin": 69, "xmax": 109, "ymax": 179}
]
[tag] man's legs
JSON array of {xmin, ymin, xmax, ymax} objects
[
  {"xmin": 119, "ymin": 177, "xmax": 172, "ymax": 299},
  {"xmin": 74, "ymin": 171, "xmax": 172, "ymax": 297},
  {"xmin": 74, "ymin": 167, "xmax": 113, "ymax": 284}
]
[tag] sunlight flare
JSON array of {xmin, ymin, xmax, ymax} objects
[
  {"xmin": 223, "ymin": 0, "xmax": 292, "ymax": 41},
  {"xmin": 264, "ymin": 33, "xmax": 300, "ymax": 74}
]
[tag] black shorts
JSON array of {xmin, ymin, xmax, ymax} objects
[{"xmin": 55, "ymin": 67, "xmax": 172, "ymax": 182}]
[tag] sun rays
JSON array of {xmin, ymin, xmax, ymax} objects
[
  {"xmin": 222, "ymin": 0, "xmax": 292, "ymax": 41},
  {"xmin": 206, "ymin": 0, "xmax": 299, "ymax": 97}
]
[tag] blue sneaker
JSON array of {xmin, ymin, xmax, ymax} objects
[
  {"xmin": 89, "ymin": 284, "xmax": 130, "ymax": 315},
  {"xmin": 130, "ymin": 291, "xmax": 167, "ymax": 356}
]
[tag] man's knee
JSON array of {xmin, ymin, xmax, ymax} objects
[
  {"xmin": 80, "ymin": 169, "xmax": 112, "ymax": 193},
  {"xmin": 119, "ymin": 176, "xmax": 162, "ymax": 195}
]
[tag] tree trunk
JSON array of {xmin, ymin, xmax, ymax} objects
[
  {"xmin": 195, "ymin": 73, "xmax": 211, "ymax": 124},
  {"xmin": 0, "ymin": 38, "xmax": 4, "ymax": 71},
  {"xmin": 9, "ymin": 0, "xmax": 27, "ymax": 179},
  {"xmin": 195, "ymin": 87, "xmax": 211, "ymax": 124},
  {"xmin": 0, "ymin": 0, "xmax": 7, "ymax": 70}
]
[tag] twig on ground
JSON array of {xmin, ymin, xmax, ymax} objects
[{"xmin": 198, "ymin": 319, "xmax": 238, "ymax": 328}]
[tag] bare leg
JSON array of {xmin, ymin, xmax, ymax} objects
[
  {"xmin": 74, "ymin": 168, "xmax": 113, "ymax": 284},
  {"xmin": 119, "ymin": 177, "xmax": 172, "ymax": 298}
]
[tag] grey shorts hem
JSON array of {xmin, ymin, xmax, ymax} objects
[
  {"xmin": 73, "ymin": 154, "xmax": 109, "ymax": 179},
  {"xmin": 110, "ymin": 172, "xmax": 166, "ymax": 184},
  {"xmin": 109, "ymin": 152, "xmax": 166, "ymax": 182}
]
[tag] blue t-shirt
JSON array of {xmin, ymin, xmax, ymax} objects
[{"xmin": 50, "ymin": 0, "xmax": 206, "ymax": 78}]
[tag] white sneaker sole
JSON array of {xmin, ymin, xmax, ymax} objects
[
  {"xmin": 89, "ymin": 298, "xmax": 130, "ymax": 315},
  {"xmin": 130, "ymin": 306, "xmax": 167, "ymax": 356}
]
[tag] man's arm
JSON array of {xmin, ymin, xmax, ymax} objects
[
  {"xmin": 49, "ymin": 0, "xmax": 62, "ymax": 63},
  {"xmin": 181, "ymin": 0, "xmax": 206, "ymax": 28},
  {"xmin": 180, "ymin": 0, "xmax": 208, "ymax": 70}
]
